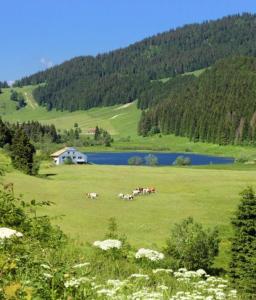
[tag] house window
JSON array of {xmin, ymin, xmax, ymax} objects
[
  {"xmin": 73, "ymin": 156, "xmax": 76, "ymax": 159},
  {"xmin": 62, "ymin": 156, "xmax": 66, "ymax": 159},
  {"xmin": 78, "ymin": 156, "xmax": 82, "ymax": 159}
]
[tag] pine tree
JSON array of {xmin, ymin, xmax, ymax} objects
[
  {"xmin": 229, "ymin": 187, "xmax": 256, "ymax": 297},
  {"xmin": 10, "ymin": 128, "xmax": 36, "ymax": 175},
  {"xmin": 0, "ymin": 118, "xmax": 12, "ymax": 147},
  {"xmin": 94, "ymin": 126, "xmax": 100, "ymax": 141}
]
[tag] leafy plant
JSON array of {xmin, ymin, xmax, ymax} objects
[{"xmin": 165, "ymin": 217, "xmax": 219, "ymax": 271}]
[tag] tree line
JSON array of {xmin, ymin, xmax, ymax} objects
[
  {"xmin": 138, "ymin": 56, "xmax": 256, "ymax": 145},
  {"xmin": 14, "ymin": 13, "xmax": 256, "ymax": 111}
]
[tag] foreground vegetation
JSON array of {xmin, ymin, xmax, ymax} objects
[{"xmin": 0, "ymin": 183, "xmax": 252, "ymax": 299}]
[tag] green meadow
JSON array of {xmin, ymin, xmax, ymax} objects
[{"xmin": 2, "ymin": 151, "xmax": 255, "ymax": 269}]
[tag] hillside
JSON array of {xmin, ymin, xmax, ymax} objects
[
  {"xmin": 15, "ymin": 13, "xmax": 256, "ymax": 111},
  {"xmin": 139, "ymin": 56, "xmax": 256, "ymax": 145}
]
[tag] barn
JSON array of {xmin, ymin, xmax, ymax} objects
[{"xmin": 51, "ymin": 147, "xmax": 87, "ymax": 165}]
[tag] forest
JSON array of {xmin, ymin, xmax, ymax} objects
[
  {"xmin": 138, "ymin": 56, "xmax": 256, "ymax": 145},
  {"xmin": 14, "ymin": 13, "xmax": 256, "ymax": 112}
]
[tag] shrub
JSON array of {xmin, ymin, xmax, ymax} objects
[
  {"xmin": 165, "ymin": 217, "xmax": 219, "ymax": 271},
  {"xmin": 229, "ymin": 187, "xmax": 256, "ymax": 296},
  {"xmin": 173, "ymin": 155, "xmax": 191, "ymax": 166},
  {"xmin": 128, "ymin": 156, "xmax": 144, "ymax": 165},
  {"xmin": 235, "ymin": 154, "xmax": 250, "ymax": 163},
  {"xmin": 145, "ymin": 154, "xmax": 158, "ymax": 166}
]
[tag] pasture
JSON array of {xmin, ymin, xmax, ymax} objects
[{"xmin": 4, "ymin": 161, "xmax": 256, "ymax": 269}]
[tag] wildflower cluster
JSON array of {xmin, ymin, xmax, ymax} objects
[
  {"xmin": 135, "ymin": 248, "xmax": 165, "ymax": 261},
  {"xmin": 0, "ymin": 227, "xmax": 23, "ymax": 239},
  {"xmin": 93, "ymin": 239, "xmax": 122, "ymax": 250}
]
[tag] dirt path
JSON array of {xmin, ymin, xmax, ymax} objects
[{"xmin": 24, "ymin": 92, "xmax": 38, "ymax": 109}]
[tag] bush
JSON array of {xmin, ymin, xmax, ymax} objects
[
  {"xmin": 173, "ymin": 155, "xmax": 191, "ymax": 166},
  {"xmin": 165, "ymin": 217, "xmax": 219, "ymax": 271},
  {"xmin": 235, "ymin": 154, "xmax": 250, "ymax": 163},
  {"xmin": 145, "ymin": 154, "xmax": 158, "ymax": 166},
  {"xmin": 128, "ymin": 156, "xmax": 144, "ymax": 165}
]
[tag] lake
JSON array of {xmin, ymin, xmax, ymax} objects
[{"xmin": 86, "ymin": 152, "xmax": 234, "ymax": 166}]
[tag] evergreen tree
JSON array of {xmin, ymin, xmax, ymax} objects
[
  {"xmin": 94, "ymin": 126, "xmax": 100, "ymax": 141},
  {"xmin": 229, "ymin": 187, "xmax": 256, "ymax": 297},
  {"xmin": 10, "ymin": 128, "xmax": 36, "ymax": 175},
  {"xmin": 0, "ymin": 117, "xmax": 12, "ymax": 147}
]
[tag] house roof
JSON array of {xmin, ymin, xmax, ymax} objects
[{"xmin": 50, "ymin": 147, "xmax": 76, "ymax": 157}]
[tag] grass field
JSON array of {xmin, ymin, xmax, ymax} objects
[
  {"xmin": 1, "ymin": 86, "xmax": 256, "ymax": 159},
  {"xmin": 3, "ymin": 156, "xmax": 256, "ymax": 270}
]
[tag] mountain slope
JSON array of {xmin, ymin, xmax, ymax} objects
[
  {"xmin": 138, "ymin": 56, "xmax": 256, "ymax": 145},
  {"xmin": 15, "ymin": 13, "xmax": 256, "ymax": 111}
]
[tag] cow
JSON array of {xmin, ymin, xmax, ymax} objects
[
  {"xmin": 87, "ymin": 192, "xmax": 98, "ymax": 199},
  {"xmin": 118, "ymin": 193, "xmax": 124, "ymax": 199},
  {"xmin": 132, "ymin": 189, "xmax": 141, "ymax": 197},
  {"xmin": 123, "ymin": 194, "xmax": 134, "ymax": 200}
]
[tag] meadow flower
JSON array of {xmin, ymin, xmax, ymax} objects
[
  {"xmin": 135, "ymin": 248, "xmax": 164, "ymax": 261},
  {"xmin": 129, "ymin": 273, "xmax": 149, "ymax": 280},
  {"xmin": 43, "ymin": 273, "xmax": 53, "ymax": 279},
  {"xmin": 96, "ymin": 288, "xmax": 116, "ymax": 297},
  {"xmin": 40, "ymin": 264, "xmax": 51, "ymax": 270},
  {"xmin": 93, "ymin": 239, "xmax": 122, "ymax": 250},
  {"xmin": 64, "ymin": 277, "xmax": 90, "ymax": 288},
  {"xmin": 73, "ymin": 262, "xmax": 90, "ymax": 268},
  {"xmin": 0, "ymin": 227, "xmax": 23, "ymax": 239},
  {"xmin": 153, "ymin": 268, "xmax": 173, "ymax": 274},
  {"xmin": 196, "ymin": 269, "xmax": 207, "ymax": 276}
]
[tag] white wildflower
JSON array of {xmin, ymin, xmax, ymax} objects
[
  {"xmin": 135, "ymin": 248, "xmax": 164, "ymax": 261},
  {"xmin": 64, "ymin": 277, "xmax": 90, "ymax": 288},
  {"xmin": 196, "ymin": 269, "xmax": 207, "ymax": 276},
  {"xmin": 178, "ymin": 268, "xmax": 187, "ymax": 272},
  {"xmin": 97, "ymin": 288, "xmax": 116, "ymax": 297},
  {"xmin": 73, "ymin": 262, "xmax": 90, "ymax": 268},
  {"xmin": 129, "ymin": 273, "xmax": 149, "ymax": 280},
  {"xmin": 43, "ymin": 273, "xmax": 53, "ymax": 279},
  {"xmin": 0, "ymin": 227, "xmax": 23, "ymax": 239},
  {"xmin": 93, "ymin": 239, "xmax": 122, "ymax": 250},
  {"xmin": 153, "ymin": 268, "xmax": 173, "ymax": 274},
  {"xmin": 40, "ymin": 264, "xmax": 51, "ymax": 270}
]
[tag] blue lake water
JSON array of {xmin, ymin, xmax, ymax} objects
[{"xmin": 86, "ymin": 152, "xmax": 234, "ymax": 166}]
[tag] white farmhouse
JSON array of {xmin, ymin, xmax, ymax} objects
[{"xmin": 51, "ymin": 147, "xmax": 87, "ymax": 165}]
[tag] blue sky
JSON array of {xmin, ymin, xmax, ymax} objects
[{"xmin": 1, "ymin": 0, "xmax": 256, "ymax": 81}]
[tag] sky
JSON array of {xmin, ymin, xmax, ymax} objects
[{"xmin": 1, "ymin": 0, "xmax": 256, "ymax": 82}]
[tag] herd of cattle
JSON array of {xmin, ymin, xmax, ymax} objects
[{"xmin": 87, "ymin": 187, "xmax": 156, "ymax": 200}]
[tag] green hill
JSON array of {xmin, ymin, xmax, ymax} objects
[
  {"xmin": 139, "ymin": 56, "xmax": 256, "ymax": 145},
  {"xmin": 15, "ymin": 13, "xmax": 256, "ymax": 111},
  {"xmin": 0, "ymin": 86, "xmax": 141, "ymax": 137}
]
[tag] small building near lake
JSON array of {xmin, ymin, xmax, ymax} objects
[{"xmin": 51, "ymin": 147, "xmax": 87, "ymax": 165}]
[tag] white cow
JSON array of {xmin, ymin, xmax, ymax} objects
[
  {"xmin": 87, "ymin": 192, "xmax": 98, "ymax": 199},
  {"xmin": 118, "ymin": 193, "xmax": 124, "ymax": 199},
  {"xmin": 132, "ymin": 189, "xmax": 141, "ymax": 197},
  {"xmin": 123, "ymin": 194, "xmax": 134, "ymax": 200}
]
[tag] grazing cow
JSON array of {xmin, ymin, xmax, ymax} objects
[
  {"xmin": 142, "ymin": 188, "xmax": 150, "ymax": 195},
  {"xmin": 87, "ymin": 192, "xmax": 98, "ymax": 199},
  {"xmin": 118, "ymin": 193, "xmax": 124, "ymax": 199},
  {"xmin": 149, "ymin": 187, "xmax": 156, "ymax": 193},
  {"xmin": 123, "ymin": 194, "xmax": 133, "ymax": 200},
  {"xmin": 132, "ymin": 189, "xmax": 141, "ymax": 197}
]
